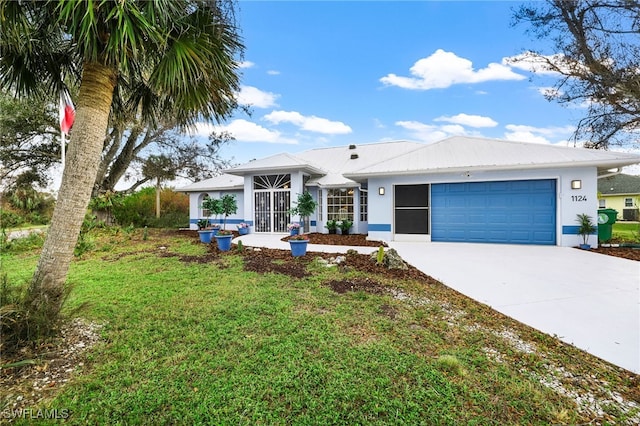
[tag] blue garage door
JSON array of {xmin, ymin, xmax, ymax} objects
[{"xmin": 431, "ymin": 179, "xmax": 556, "ymax": 245}]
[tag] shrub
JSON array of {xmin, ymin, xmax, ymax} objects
[
  {"xmin": 111, "ymin": 187, "xmax": 188, "ymax": 228},
  {"xmin": 0, "ymin": 274, "xmax": 73, "ymax": 356},
  {"xmin": 0, "ymin": 210, "xmax": 24, "ymax": 228}
]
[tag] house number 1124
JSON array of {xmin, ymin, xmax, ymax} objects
[{"xmin": 571, "ymin": 195, "xmax": 587, "ymax": 202}]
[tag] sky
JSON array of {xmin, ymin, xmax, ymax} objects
[{"xmin": 190, "ymin": 0, "xmax": 630, "ymax": 171}]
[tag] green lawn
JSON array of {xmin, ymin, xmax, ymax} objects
[
  {"xmin": 1, "ymin": 229, "xmax": 638, "ymax": 425},
  {"xmin": 612, "ymin": 222, "xmax": 640, "ymax": 242}
]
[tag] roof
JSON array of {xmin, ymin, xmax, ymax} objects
[
  {"xmin": 224, "ymin": 152, "xmax": 326, "ymax": 176},
  {"xmin": 346, "ymin": 136, "xmax": 640, "ymax": 178},
  {"xmin": 200, "ymin": 137, "xmax": 640, "ymax": 191},
  {"xmin": 177, "ymin": 173, "xmax": 244, "ymax": 192},
  {"xmin": 598, "ymin": 173, "xmax": 640, "ymax": 196},
  {"xmin": 224, "ymin": 141, "xmax": 423, "ymax": 187}
]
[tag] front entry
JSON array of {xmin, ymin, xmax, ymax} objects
[{"xmin": 253, "ymin": 174, "xmax": 291, "ymax": 233}]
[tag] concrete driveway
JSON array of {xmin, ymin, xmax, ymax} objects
[
  {"xmin": 389, "ymin": 242, "xmax": 640, "ymax": 374},
  {"xmin": 236, "ymin": 234, "xmax": 639, "ymax": 373}
]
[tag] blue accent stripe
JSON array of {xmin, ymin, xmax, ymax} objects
[
  {"xmin": 369, "ymin": 223, "xmax": 391, "ymax": 232},
  {"xmin": 562, "ymin": 225, "xmax": 597, "ymax": 235},
  {"xmin": 190, "ymin": 218, "xmax": 248, "ymax": 225}
]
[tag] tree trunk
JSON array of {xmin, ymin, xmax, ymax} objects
[
  {"xmin": 156, "ymin": 177, "xmax": 161, "ymax": 218},
  {"xmin": 29, "ymin": 61, "xmax": 116, "ymax": 323}
]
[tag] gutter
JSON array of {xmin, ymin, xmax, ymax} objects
[{"xmin": 597, "ymin": 168, "xmax": 621, "ymax": 179}]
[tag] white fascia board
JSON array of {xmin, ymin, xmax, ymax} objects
[{"xmin": 345, "ymin": 159, "xmax": 640, "ymax": 180}]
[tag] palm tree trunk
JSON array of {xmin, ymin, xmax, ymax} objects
[{"xmin": 29, "ymin": 62, "xmax": 116, "ymax": 324}]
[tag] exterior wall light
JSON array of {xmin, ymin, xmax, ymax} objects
[
  {"xmin": 571, "ymin": 180, "xmax": 582, "ymax": 190},
  {"xmin": 378, "ymin": 187, "xmax": 385, "ymax": 196}
]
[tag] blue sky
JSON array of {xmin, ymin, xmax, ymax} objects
[{"xmin": 193, "ymin": 0, "xmax": 587, "ymax": 166}]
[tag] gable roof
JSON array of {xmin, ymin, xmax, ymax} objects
[
  {"xmin": 346, "ymin": 136, "xmax": 640, "ymax": 178},
  {"xmin": 178, "ymin": 173, "xmax": 244, "ymax": 192},
  {"xmin": 224, "ymin": 141, "xmax": 423, "ymax": 187},
  {"xmin": 225, "ymin": 152, "xmax": 326, "ymax": 176},
  {"xmin": 598, "ymin": 173, "xmax": 640, "ymax": 196}
]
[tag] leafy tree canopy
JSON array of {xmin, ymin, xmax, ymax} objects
[{"xmin": 512, "ymin": 0, "xmax": 640, "ymax": 149}]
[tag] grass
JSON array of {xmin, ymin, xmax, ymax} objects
[
  {"xmin": 1, "ymin": 228, "xmax": 638, "ymax": 425},
  {"xmin": 612, "ymin": 222, "xmax": 640, "ymax": 242}
]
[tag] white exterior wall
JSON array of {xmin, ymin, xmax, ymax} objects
[
  {"xmin": 186, "ymin": 190, "xmax": 244, "ymax": 231},
  {"xmin": 367, "ymin": 167, "xmax": 599, "ymax": 247}
]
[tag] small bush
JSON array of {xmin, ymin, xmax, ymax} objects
[
  {"xmin": 1, "ymin": 210, "xmax": 24, "ymax": 228},
  {"xmin": 112, "ymin": 187, "xmax": 188, "ymax": 228},
  {"xmin": 2, "ymin": 231, "xmax": 45, "ymax": 253},
  {"xmin": 0, "ymin": 275, "xmax": 73, "ymax": 356}
]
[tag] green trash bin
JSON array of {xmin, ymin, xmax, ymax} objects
[{"xmin": 597, "ymin": 208, "xmax": 618, "ymax": 242}]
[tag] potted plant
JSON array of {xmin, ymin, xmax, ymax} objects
[
  {"xmin": 289, "ymin": 234, "xmax": 309, "ymax": 257},
  {"xmin": 214, "ymin": 194, "xmax": 237, "ymax": 251},
  {"xmin": 576, "ymin": 213, "xmax": 597, "ymax": 249},
  {"xmin": 237, "ymin": 222, "xmax": 250, "ymax": 235},
  {"xmin": 288, "ymin": 222, "xmax": 301, "ymax": 236},
  {"xmin": 325, "ymin": 219, "xmax": 338, "ymax": 234},
  {"xmin": 199, "ymin": 197, "xmax": 223, "ymax": 240},
  {"xmin": 288, "ymin": 191, "xmax": 318, "ymax": 234},
  {"xmin": 338, "ymin": 219, "xmax": 353, "ymax": 235}
]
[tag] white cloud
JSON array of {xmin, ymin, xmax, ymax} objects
[
  {"xmin": 238, "ymin": 60, "xmax": 255, "ymax": 69},
  {"xmin": 237, "ymin": 85, "xmax": 279, "ymax": 108},
  {"xmin": 263, "ymin": 110, "xmax": 352, "ymax": 135},
  {"xmin": 395, "ymin": 120, "xmax": 468, "ymax": 143},
  {"xmin": 380, "ymin": 49, "xmax": 525, "ymax": 90},
  {"xmin": 267, "ymin": 70, "xmax": 281, "ymax": 75},
  {"xmin": 190, "ymin": 119, "xmax": 298, "ymax": 145},
  {"xmin": 434, "ymin": 113, "xmax": 498, "ymax": 128},
  {"xmin": 503, "ymin": 124, "xmax": 575, "ymax": 145}
]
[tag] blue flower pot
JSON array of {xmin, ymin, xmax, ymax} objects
[
  {"xmin": 215, "ymin": 234, "xmax": 233, "ymax": 251},
  {"xmin": 198, "ymin": 230, "xmax": 214, "ymax": 244},
  {"xmin": 289, "ymin": 240, "xmax": 308, "ymax": 257},
  {"xmin": 238, "ymin": 227, "xmax": 249, "ymax": 235}
]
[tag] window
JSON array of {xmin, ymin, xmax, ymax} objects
[
  {"xmin": 253, "ymin": 174, "xmax": 291, "ymax": 190},
  {"xmin": 327, "ymin": 188, "xmax": 354, "ymax": 221},
  {"xmin": 201, "ymin": 194, "xmax": 211, "ymax": 217},
  {"xmin": 318, "ymin": 189, "xmax": 323, "ymax": 221},
  {"xmin": 598, "ymin": 198, "xmax": 606, "ymax": 208},
  {"xmin": 360, "ymin": 187, "xmax": 368, "ymax": 221},
  {"xmin": 625, "ymin": 198, "xmax": 634, "ymax": 207}
]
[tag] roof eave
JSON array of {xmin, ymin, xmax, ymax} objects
[
  {"xmin": 345, "ymin": 159, "xmax": 640, "ymax": 179},
  {"xmin": 224, "ymin": 165, "xmax": 326, "ymax": 176}
]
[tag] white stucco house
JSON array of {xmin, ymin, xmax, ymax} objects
[{"xmin": 178, "ymin": 136, "xmax": 640, "ymax": 247}]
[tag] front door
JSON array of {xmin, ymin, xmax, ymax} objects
[{"xmin": 253, "ymin": 174, "xmax": 291, "ymax": 232}]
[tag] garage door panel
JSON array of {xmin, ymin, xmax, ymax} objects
[{"xmin": 432, "ymin": 179, "xmax": 556, "ymax": 245}]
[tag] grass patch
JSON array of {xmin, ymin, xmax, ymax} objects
[
  {"xmin": 1, "ymin": 229, "xmax": 638, "ymax": 424},
  {"xmin": 612, "ymin": 222, "xmax": 640, "ymax": 242}
]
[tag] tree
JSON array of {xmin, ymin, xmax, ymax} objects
[
  {"xmin": 92, "ymin": 123, "xmax": 235, "ymax": 197},
  {"xmin": 289, "ymin": 191, "xmax": 318, "ymax": 234},
  {"xmin": 0, "ymin": 0, "xmax": 243, "ymax": 334},
  {"xmin": 141, "ymin": 155, "xmax": 176, "ymax": 218},
  {"xmin": 512, "ymin": 0, "xmax": 640, "ymax": 149},
  {"xmin": 0, "ymin": 89, "xmax": 61, "ymax": 187}
]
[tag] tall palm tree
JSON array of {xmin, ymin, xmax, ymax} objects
[{"xmin": 0, "ymin": 0, "xmax": 243, "ymax": 331}]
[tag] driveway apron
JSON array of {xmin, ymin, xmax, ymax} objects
[{"xmin": 389, "ymin": 241, "xmax": 640, "ymax": 374}]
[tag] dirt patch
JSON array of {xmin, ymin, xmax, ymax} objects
[
  {"xmin": 325, "ymin": 277, "xmax": 387, "ymax": 295},
  {"xmin": 282, "ymin": 232, "xmax": 387, "ymax": 247},
  {"xmin": 589, "ymin": 246, "xmax": 640, "ymax": 261},
  {"xmin": 0, "ymin": 319, "xmax": 103, "ymax": 417}
]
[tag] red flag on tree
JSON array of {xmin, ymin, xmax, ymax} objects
[{"xmin": 59, "ymin": 90, "xmax": 75, "ymax": 135}]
